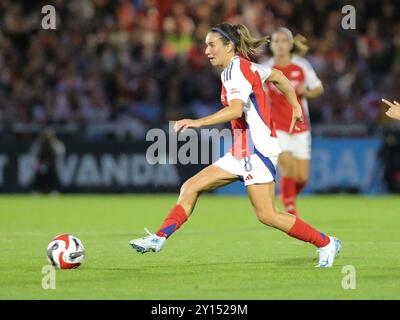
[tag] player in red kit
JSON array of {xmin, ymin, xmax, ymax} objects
[
  {"xmin": 265, "ymin": 28, "xmax": 324, "ymax": 216},
  {"xmin": 130, "ymin": 23, "xmax": 340, "ymax": 268}
]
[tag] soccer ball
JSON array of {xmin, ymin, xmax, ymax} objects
[{"xmin": 47, "ymin": 234, "xmax": 85, "ymax": 269}]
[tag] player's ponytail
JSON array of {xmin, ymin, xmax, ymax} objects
[
  {"xmin": 233, "ymin": 24, "xmax": 269, "ymax": 59},
  {"xmin": 293, "ymin": 34, "xmax": 309, "ymax": 57},
  {"xmin": 210, "ymin": 23, "xmax": 269, "ymax": 59}
]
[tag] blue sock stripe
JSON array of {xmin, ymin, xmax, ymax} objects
[{"xmin": 160, "ymin": 224, "xmax": 177, "ymax": 237}]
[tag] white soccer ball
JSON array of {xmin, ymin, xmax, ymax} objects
[{"xmin": 47, "ymin": 234, "xmax": 85, "ymax": 269}]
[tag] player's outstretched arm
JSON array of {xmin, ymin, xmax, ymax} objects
[
  {"xmin": 382, "ymin": 98, "xmax": 400, "ymax": 120},
  {"xmin": 267, "ymin": 68, "xmax": 304, "ymax": 133},
  {"xmin": 174, "ymin": 99, "xmax": 244, "ymax": 132}
]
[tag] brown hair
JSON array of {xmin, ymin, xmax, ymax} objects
[
  {"xmin": 210, "ymin": 23, "xmax": 269, "ymax": 59},
  {"xmin": 293, "ymin": 34, "xmax": 309, "ymax": 56}
]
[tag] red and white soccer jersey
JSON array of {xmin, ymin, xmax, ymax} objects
[
  {"xmin": 265, "ymin": 55, "xmax": 322, "ymax": 134},
  {"xmin": 213, "ymin": 55, "xmax": 281, "ymax": 185},
  {"xmin": 220, "ymin": 55, "xmax": 281, "ymax": 159}
]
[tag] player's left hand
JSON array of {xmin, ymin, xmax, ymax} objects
[
  {"xmin": 174, "ymin": 119, "xmax": 201, "ymax": 132},
  {"xmin": 296, "ymin": 82, "xmax": 308, "ymax": 97},
  {"xmin": 382, "ymin": 99, "xmax": 400, "ymax": 120},
  {"xmin": 289, "ymin": 104, "xmax": 304, "ymax": 134}
]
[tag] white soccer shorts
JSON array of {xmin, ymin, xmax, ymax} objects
[
  {"xmin": 213, "ymin": 152, "xmax": 278, "ymax": 186},
  {"xmin": 276, "ymin": 130, "xmax": 311, "ymax": 160}
]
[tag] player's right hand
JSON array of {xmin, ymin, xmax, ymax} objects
[
  {"xmin": 289, "ymin": 104, "xmax": 304, "ymax": 134},
  {"xmin": 174, "ymin": 119, "xmax": 201, "ymax": 132}
]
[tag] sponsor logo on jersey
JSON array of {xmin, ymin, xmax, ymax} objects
[{"xmin": 291, "ymin": 70, "xmax": 301, "ymax": 77}]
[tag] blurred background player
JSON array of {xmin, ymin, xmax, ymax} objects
[
  {"xmin": 265, "ymin": 28, "xmax": 324, "ymax": 216},
  {"xmin": 30, "ymin": 128, "xmax": 65, "ymax": 194},
  {"xmin": 382, "ymin": 99, "xmax": 400, "ymax": 120},
  {"xmin": 130, "ymin": 23, "xmax": 341, "ymax": 268}
]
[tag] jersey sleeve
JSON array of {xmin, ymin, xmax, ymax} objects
[
  {"xmin": 251, "ymin": 62, "xmax": 272, "ymax": 83},
  {"xmin": 222, "ymin": 61, "xmax": 252, "ymax": 104},
  {"xmin": 302, "ymin": 59, "xmax": 322, "ymax": 90}
]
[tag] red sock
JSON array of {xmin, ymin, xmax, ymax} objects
[
  {"xmin": 156, "ymin": 205, "xmax": 188, "ymax": 238},
  {"xmin": 288, "ymin": 217, "xmax": 330, "ymax": 248},
  {"xmin": 280, "ymin": 177, "xmax": 297, "ymax": 215},
  {"xmin": 296, "ymin": 181, "xmax": 307, "ymax": 196}
]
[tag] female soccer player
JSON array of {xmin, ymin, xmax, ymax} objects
[
  {"xmin": 130, "ymin": 23, "xmax": 341, "ymax": 268},
  {"xmin": 265, "ymin": 28, "xmax": 324, "ymax": 216},
  {"xmin": 382, "ymin": 99, "xmax": 400, "ymax": 120}
]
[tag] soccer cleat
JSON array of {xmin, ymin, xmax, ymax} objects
[
  {"xmin": 316, "ymin": 236, "xmax": 341, "ymax": 268},
  {"xmin": 129, "ymin": 228, "xmax": 166, "ymax": 254}
]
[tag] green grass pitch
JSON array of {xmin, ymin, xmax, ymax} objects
[{"xmin": 0, "ymin": 194, "xmax": 399, "ymax": 299}]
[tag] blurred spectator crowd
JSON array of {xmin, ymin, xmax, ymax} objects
[{"xmin": 0, "ymin": 0, "xmax": 399, "ymax": 141}]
